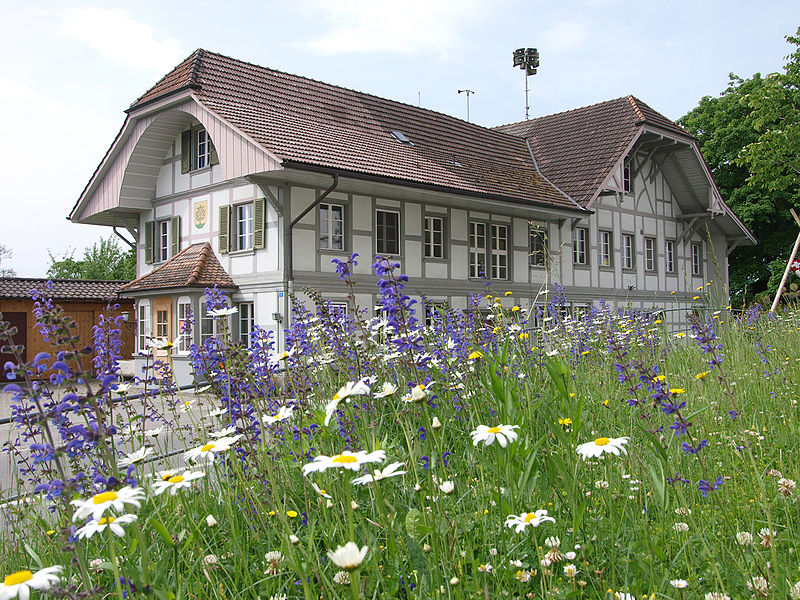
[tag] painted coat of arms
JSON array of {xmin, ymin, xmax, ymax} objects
[{"xmin": 194, "ymin": 200, "xmax": 208, "ymax": 229}]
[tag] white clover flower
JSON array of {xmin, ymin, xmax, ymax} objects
[
  {"xmin": 704, "ymin": 594, "xmax": 731, "ymax": 600},
  {"xmin": 0, "ymin": 566, "xmax": 63, "ymax": 598},
  {"xmin": 327, "ymin": 542, "xmax": 368, "ymax": 570},
  {"xmin": 71, "ymin": 486, "xmax": 145, "ymax": 522},
  {"xmin": 670, "ymin": 579, "xmax": 689, "ymax": 589},
  {"xmin": 544, "ymin": 536, "xmax": 560, "ymax": 549},
  {"xmin": 302, "ymin": 450, "xmax": 386, "ymax": 476},
  {"xmin": 673, "ymin": 522, "xmax": 689, "ymax": 533},
  {"xmin": 439, "ymin": 480, "xmax": 455, "ymax": 494},
  {"xmin": 76, "ymin": 514, "xmax": 137, "ymax": 539},
  {"xmin": 736, "ymin": 531, "xmax": 753, "ymax": 546},
  {"xmin": 264, "ymin": 551, "xmax": 284, "ymax": 576},
  {"xmin": 575, "ymin": 436, "xmax": 629, "ymax": 459},
  {"xmin": 333, "ymin": 571, "xmax": 351, "ymax": 585},
  {"xmin": 747, "ymin": 576, "xmax": 769, "ymax": 597},
  {"xmin": 505, "ymin": 509, "xmax": 555, "ymax": 533},
  {"xmin": 563, "ymin": 564, "xmax": 578, "ymax": 578},
  {"xmin": 152, "ymin": 470, "xmax": 206, "ymax": 496},
  {"xmin": 470, "ymin": 424, "xmax": 520, "ymax": 448},
  {"xmin": 185, "ymin": 435, "xmax": 241, "ymax": 463},
  {"xmin": 352, "ymin": 462, "xmax": 406, "ymax": 485}
]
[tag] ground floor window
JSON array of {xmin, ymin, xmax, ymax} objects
[
  {"xmin": 137, "ymin": 301, "xmax": 151, "ymax": 352},
  {"xmin": 238, "ymin": 302, "xmax": 254, "ymax": 346}
]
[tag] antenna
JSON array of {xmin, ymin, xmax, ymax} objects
[
  {"xmin": 458, "ymin": 89, "xmax": 475, "ymax": 122},
  {"xmin": 512, "ymin": 48, "xmax": 539, "ymax": 119}
]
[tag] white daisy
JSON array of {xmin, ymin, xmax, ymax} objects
[
  {"xmin": 504, "ymin": 509, "xmax": 555, "ymax": 533},
  {"xmin": 401, "ymin": 382, "xmax": 435, "ymax": 403},
  {"xmin": 352, "ymin": 462, "xmax": 407, "ymax": 485},
  {"xmin": 471, "ymin": 424, "xmax": 520, "ymax": 447},
  {"xmin": 310, "ymin": 482, "xmax": 332, "ymax": 498},
  {"xmin": 208, "ymin": 307, "xmax": 238, "ymax": 317},
  {"xmin": 209, "ymin": 426, "xmax": 237, "ymax": 438},
  {"xmin": 145, "ymin": 427, "xmax": 164, "ymax": 438},
  {"xmin": 263, "ymin": 406, "xmax": 294, "ymax": 424},
  {"xmin": 575, "ymin": 436, "xmax": 629, "ymax": 459},
  {"xmin": 327, "ymin": 542, "xmax": 368, "ymax": 570},
  {"xmin": 113, "ymin": 383, "xmax": 131, "ymax": 395},
  {"xmin": 373, "ymin": 382, "xmax": 398, "ymax": 399},
  {"xmin": 670, "ymin": 579, "xmax": 689, "ymax": 589},
  {"xmin": 0, "ymin": 566, "xmax": 63, "ymax": 599},
  {"xmin": 118, "ymin": 447, "xmax": 154, "ymax": 468},
  {"xmin": 152, "ymin": 470, "xmax": 206, "ymax": 496},
  {"xmin": 76, "ymin": 513, "xmax": 138, "ymax": 539},
  {"xmin": 302, "ymin": 450, "xmax": 386, "ymax": 476},
  {"xmin": 71, "ymin": 486, "xmax": 145, "ymax": 522},
  {"xmin": 184, "ymin": 435, "xmax": 241, "ymax": 463},
  {"xmin": 324, "ymin": 380, "xmax": 371, "ymax": 426},
  {"xmin": 439, "ymin": 480, "xmax": 455, "ymax": 494}
]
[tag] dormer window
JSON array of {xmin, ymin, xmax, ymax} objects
[
  {"xmin": 623, "ymin": 159, "xmax": 632, "ymax": 193},
  {"xmin": 181, "ymin": 126, "xmax": 218, "ymax": 173}
]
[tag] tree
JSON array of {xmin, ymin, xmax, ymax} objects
[
  {"xmin": 47, "ymin": 237, "xmax": 135, "ymax": 281},
  {"xmin": 0, "ymin": 244, "xmax": 15, "ymax": 277}
]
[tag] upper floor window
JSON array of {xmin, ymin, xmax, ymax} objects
[
  {"xmin": 529, "ymin": 226, "xmax": 547, "ymax": 267},
  {"xmin": 320, "ymin": 203, "xmax": 345, "ymax": 251},
  {"xmin": 424, "ymin": 216, "xmax": 444, "ymax": 259},
  {"xmin": 219, "ymin": 199, "xmax": 264, "ymax": 254},
  {"xmin": 491, "ymin": 225, "xmax": 508, "ymax": 280},
  {"xmin": 599, "ymin": 230, "xmax": 613, "ymax": 267},
  {"xmin": 157, "ymin": 220, "xmax": 170, "ymax": 263},
  {"xmin": 622, "ymin": 234, "xmax": 635, "ymax": 270},
  {"xmin": 469, "ymin": 222, "xmax": 487, "ymax": 278},
  {"xmin": 376, "ymin": 209, "xmax": 400, "ymax": 255},
  {"xmin": 645, "ymin": 237, "xmax": 657, "ymax": 272},
  {"xmin": 145, "ymin": 216, "xmax": 180, "ymax": 265},
  {"xmin": 665, "ymin": 240, "xmax": 676, "ymax": 273},
  {"xmin": 235, "ymin": 203, "xmax": 254, "ymax": 251},
  {"xmin": 573, "ymin": 227, "xmax": 588, "ymax": 265},
  {"xmin": 181, "ymin": 127, "xmax": 218, "ymax": 173},
  {"xmin": 691, "ymin": 242, "xmax": 703, "ymax": 276},
  {"xmin": 623, "ymin": 159, "xmax": 633, "ymax": 193}
]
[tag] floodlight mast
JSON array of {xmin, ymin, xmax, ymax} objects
[
  {"xmin": 513, "ymin": 47, "xmax": 539, "ymax": 119},
  {"xmin": 458, "ymin": 89, "xmax": 475, "ymax": 122}
]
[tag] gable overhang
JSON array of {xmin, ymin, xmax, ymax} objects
[{"xmin": 69, "ymin": 94, "xmax": 284, "ymax": 228}]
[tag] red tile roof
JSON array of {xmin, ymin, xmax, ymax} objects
[
  {"xmin": 496, "ymin": 96, "xmax": 693, "ymax": 207},
  {"xmin": 129, "ymin": 50, "xmax": 584, "ymax": 213},
  {"xmin": 120, "ymin": 243, "xmax": 236, "ymax": 293},
  {"xmin": 0, "ymin": 278, "xmax": 133, "ymax": 302}
]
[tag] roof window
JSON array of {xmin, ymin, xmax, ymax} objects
[{"xmin": 390, "ymin": 130, "xmax": 413, "ymax": 145}]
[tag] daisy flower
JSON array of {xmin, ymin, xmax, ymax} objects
[
  {"xmin": 76, "ymin": 514, "xmax": 138, "ymax": 539},
  {"xmin": 113, "ymin": 383, "xmax": 131, "ymax": 395},
  {"xmin": 262, "ymin": 406, "xmax": 294, "ymax": 424},
  {"xmin": 504, "ymin": 509, "xmax": 555, "ymax": 533},
  {"xmin": 373, "ymin": 382, "xmax": 398, "ymax": 399},
  {"xmin": 471, "ymin": 424, "xmax": 520, "ymax": 447},
  {"xmin": 209, "ymin": 426, "xmax": 237, "ymax": 438},
  {"xmin": 208, "ymin": 307, "xmax": 238, "ymax": 317},
  {"xmin": 152, "ymin": 470, "xmax": 206, "ymax": 496},
  {"xmin": 310, "ymin": 482, "xmax": 332, "ymax": 498},
  {"xmin": 670, "ymin": 579, "xmax": 689, "ymax": 589},
  {"xmin": 324, "ymin": 380, "xmax": 371, "ymax": 426},
  {"xmin": 0, "ymin": 566, "xmax": 62, "ymax": 599},
  {"xmin": 118, "ymin": 447, "xmax": 154, "ymax": 468},
  {"xmin": 145, "ymin": 427, "xmax": 164, "ymax": 438},
  {"xmin": 71, "ymin": 486, "xmax": 145, "ymax": 522},
  {"xmin": 352, "ymin": 462, "xmax": 406, "ymax": 485},
  {"xmin": 185, "ymin": 435, "xmax": 241, "ymax": 463},
  {"xmin": 401, "ymin": 382, "xmax": 435, "ymax": 403},
  {"xmin": 327, "ymin": 542, "xmax": 368, "ymax": 570},
  {"xmin": 575, "ymin": 436, "xmax": 629, "ymax": 459},
  {"xmin": 439, "ymin": 480, "xmax": 455, "ymax": 494},
  {"xmin": 302, "ymin": 450, "xmax": 386, "ymax": 476}
]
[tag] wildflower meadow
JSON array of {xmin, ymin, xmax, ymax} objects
[{"xmin": 2, "ymin": 254, "xmax": 800, "ymax": 600}]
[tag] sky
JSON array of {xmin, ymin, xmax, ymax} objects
[{"xmin": 1, "ymin": 0, "xmax": 798, "ymax": 277}]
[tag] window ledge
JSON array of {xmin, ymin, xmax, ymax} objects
[
  {"xmin": 423, "ymin": 257, "xmax": 448, "ymax": 263},
  {"xmin": 188, "ymin": 165, "xmax": 213, "ymax": 175},
  {"xmin": 573, "ymin": 264, "xmax": 591, "ymax": 270},
  {"xmin": 229, "ymin": 248, "xmax": 255, "ymax": 257}
]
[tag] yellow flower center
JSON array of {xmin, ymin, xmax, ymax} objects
[
  {"xmin": 97, "ymin": 517, "xmax": 115, "ymax": 525},
  {"xmin": 92, "ymin": 491, "xmax": 118, "ymax": 504},
  {"xmin": 319, "ymin": 489, "xmax": 327, "ymax": 496},
  {"xmin": 162, "ymin": 473, "xmax": 173, "ymax": 480},
  {"xmin": 4, "ymin": 570, "xmax": 33, "ymax": 585},
  {"xmin": 332, "ymin": 393, "xmax": 341, "ymax": 401},
  {"xmin": 594, "ymin": 437, "xmax": 610, "ymax": 446},
  {"xmin": 487, "ymin": 426, "xmax": 502, "ymax": 434},
  {"xmin": 524, "ymin": 513, "xmax": 537, "ymax": 523},
  {"xmin": 200, "ymin": 443, "xmax": 215, "ymax": 452},
  {"xmin": 168, "ymin": 475, "xmax": 185, "ymax": 483},
  {"xmin": 332, "ymin": 454, "xmax": 358, "ymax": 464}
]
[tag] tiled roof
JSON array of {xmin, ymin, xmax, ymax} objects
[
  {"xmin": 0, "ymin": 278, "xmax": 133, "ymax": 301},
  {"xmin": 495, "ymin": 96, "xmax": 693, "ymax": 207},
  {"xmin": 129, "ymin": 50, "xmax": 583, "ymax": 212},
  {"xmin": 120, "ymin": 243, "xmax": 236, "ymax": 293}
]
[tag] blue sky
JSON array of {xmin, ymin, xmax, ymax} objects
[{"xmin": 1, "ymin": 0, "xmax": 798, "ymax": 277}]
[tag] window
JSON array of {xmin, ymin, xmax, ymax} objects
[
  {"xmin": 155, "ymin": 309, "xmax": 169, "ymax": 339},
  {"xmin": 145, "ymin": 216, "xmax": 180, "ymax": 264},
  {"xmin": 469, "ymin": 222, "xmax": 487, "ymax": 278},
  {"xmin": 177, "ymin": 299, "xmax": 193, "ymax": 353},
  {"xmin": 573, "ymin": 228, "xmax": 588, "ymax": 265},
  {"xmin": 328, "ymin": 301, "xmax": 348, "ymax": 317},
  {"xmin": 320, "ymin": 203, "xmax": 344, "ymax": 250},
  {"xmin": 599, "ymin": 231, "xmax": 613, "ymax": 267},
  {"xmin": 196, "ymin": 130, "xmax": 210, "ymax": 169},
  {"xmin": 491, "ymin": 225, "xmax": 508, "ymax": 279},
  {"xmin": 622, "ymin": 234, "xmax": 635, "ymax": 269},
  {"xmin": 181, "ymin": 127, "xmax": 218, "ymax": 173},
  {"xmin": 157, "ymin": 220, "xmax": 170, "ymax": 263},
  {"xmin": 376, "ymin": 209, "xmax": 400, "ymax": 255},
  {"xmin": 691, "ymin": 242, "xmax": 703, "ymax": 276},
  {"xmin": 425, "ymin": 302, "xmax": 446, "ymax": 327},
  {"xmin": 137, "ymin": 302, "xmax": 151, "ymax": 353},
  {"xmin": 235, "ymin": 203, "xmax": 254, "ymax": 251},
  {"xmin": 623, "ymin": 159, "xmax": 632, "ymax": 193},
  {"xmin": 424, "ymin": 216, "xmax": 444, "ymax": 259},
  {"xmin": 665, "ymin": 240, "xmax": 675, "ymax": 273},
  {"xmin": 200, "ymin": 305, "xmax": 217, "ymax": 344},
  {"xmin": 529, "ymin": 226, "xmax": 547, "ymax": 267},
  {"xmin": 645, "ymin": 237, "xmax": 657, "ymax": 272},
  {"xmin": 238, "ymin": 302, "xmax": 254, "ymax": 346}
]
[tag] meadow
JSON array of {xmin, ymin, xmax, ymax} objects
[{"xmin": 1, "ymin": 254, "xmax": 800, "ymax": 600}]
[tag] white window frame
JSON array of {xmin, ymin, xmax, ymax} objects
[
  {"xmin": 238, "ymin": 302, "xmax": 254, "ymax": 346},
  {"xmin": 599, "ymin": 230, "xmax": 613, "ymax": 267},
  {"xmin": 196, "ymin": 129, "xmax": 210, "ymax": 169},
  {"xmin": 623, "ymin": 159, "xmax": 633, "ymax": 193},
  {"xmin": 645, "ymin": 237, "xmax": 657, "ymax": 272},
  {"xmin": 155, "ymin": 307, "xmax": 170, "ymax": 340},
  {"xmin": 424, "ymin": 216, "xmax": 444, "ymax": 259},
  {"xmin": 622, "ymin": 234, "xmax": 635, "ymax": 270},
  {"xmin": 529, "ymin": 226, "xmax": 547, "ymax": 267},
  {"xmin": 573, "ymin": 227, "xmax": 588, "ymax": 265},
  {"xmin": 491, "ymin": 224, "xmax": 508, "ymax": 280},
  {"xmin": 691, "ymin": 242, "xmax": 703, "ymax": 276},
  {"xmin": 157, "ymin": 220, "xmax": 170, "ymax": 263},
  {"xmin": 376, "ymin": 209, "xmax": 400, "ymax": 255},
  {"xmin": 665, "ymin": 240, "xmax": 675, "ymax": 273},
  {"xmin": 425, "ymin": 302, "xmax": 446, "ymax": 327},
  {"xmin": 469, "ymin": 222, "xmax": 487, "ymax": 278},
  {"xmin": 176, "ymin": 297, "xmax": 193, "ymax": 353},
  {"xmin": 234, "ymin": 203, "xmax": 254, "ymax": 251},
  {"xmin": 199, "ymin": 304, "xmax": 221, "ymax": 344},
  {"xmin": 137, "ymin": 301, "xmax": 151, "ymax": 353},
  {"xmin": 320, "ymin": 203, "xmax": 345, "ymax": 251}
]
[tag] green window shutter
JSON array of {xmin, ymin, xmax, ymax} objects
[
  {"xmin": 254, "ymin": 198, "xmax": 265, "ymax": 250},
  {"xmin": 144, "ymin": 221, "xmax": 154, "ymax": 264},
  {"xmin": 219, "ymin": 205, "xmax": 230, "ymax": 254},
  {"xmin": 209, "ymin": 138, "xmax": 219, "ymax": 166},
  {"xmin": 170, "ymin": 216, "xmax": 180, "ymax": 257},
  {"xmin": 181, "ymin": 130, "xmax": 191, "ymax": 174}
]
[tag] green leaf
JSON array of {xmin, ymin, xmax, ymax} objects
[
  {"xmin": 405, "ymin": 509, "xmax": 425, "ymax": 541},
  {"xmin": 151, "ymin": 518, "xmax": 174, "ymax": 546}
]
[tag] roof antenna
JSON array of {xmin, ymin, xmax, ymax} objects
[
  {"xmin": 512, "ymin": 48, "xmax": 539, "ymax": 120},
  {"xmin": 458, "ymin": 89, "xmax": 475, "ymax": 122},
  {"xmin": 418, "ymin": 91, "xmax": 421, "ymax": 107}
]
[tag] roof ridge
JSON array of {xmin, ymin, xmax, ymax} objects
[
  {"xmin": 187, "ymin": 48, "xmax": 205, "ymax": 88},
  {"xmin": 128, "ymin": 49, "xmax": 205, "ymax": 109},
  {"xmin": 627, "ymin": 95, "xmax": 646, "ymax": 122},
  {"xmin": 188, "ymin": 242, "xmax": 212, "ymax": 285},
  {"xmin": 0, "ymin": 277, "xmax": 129, "ymax": 283},
  {"xmin": 494, "ymin": 96, "xmax": 632, "ymax": 130}
]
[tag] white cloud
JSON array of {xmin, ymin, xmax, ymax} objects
[
  {"xmin": 539, "ymin": 21, "xmax": 587, "ymax": 54},
  {"xmin": 296, "ymin": 0, "xmax": 486, "ymax": 56},
  {"xmin": 59, "ymin": 8, "xmax": 185, "ymax": 71}
]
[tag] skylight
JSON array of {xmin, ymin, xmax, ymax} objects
[{"xmin": 390, "ymin": 130, "xmax": 412, "ymax": 145}]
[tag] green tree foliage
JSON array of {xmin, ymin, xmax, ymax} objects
[
  {"xmin": 679, "ymin": 29, "xmax": 800, "ymax": 305},
  {"xmin": 47, "ymin": 237, "xmax": 135, "ymax": 281},
  {"xmin": 0, "ymin": 243, "xmax": 15, "ymax": 277}
]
